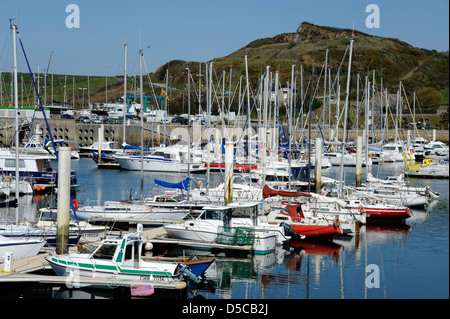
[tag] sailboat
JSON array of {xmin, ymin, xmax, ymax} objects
[
  {"xmin": 0, "ymin": 235, "xmax": 45, "ymax": 263},
  {"xmin": 0, "ymin": 23, "xmax": 47, "ymax": 260}
]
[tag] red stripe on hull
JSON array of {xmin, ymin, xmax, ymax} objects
[{"xmin": 349, "ymin": 207, "xmax": 412, "ymax": 220}]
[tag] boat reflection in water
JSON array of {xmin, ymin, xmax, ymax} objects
[{"xmin": 185, "ymin": 221, "xmax": 414, "ymax": 299}]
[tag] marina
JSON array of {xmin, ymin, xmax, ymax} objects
[
  {"xmin": 0, "ymin": 2, "xmax": 448, "ymax": 304},
  {"xmin": 0, "ymin": 158, "xmax": 448, "ymax": 299}
]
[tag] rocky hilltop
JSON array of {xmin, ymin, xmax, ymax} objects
[{"xmin": 155, "ymin": 22, "xmax": 448, "ymax": 96}]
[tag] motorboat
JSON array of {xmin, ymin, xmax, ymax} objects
[
  {"xmin": 78, "ymin": 141, "xmax": 122, "ymax": 158},
  {"xmin": 226, "ymin": 201, "xmax": 291, "ymax": 245},
  {"xmin": 423, "ymin": 141, "xmax": 449, "ymax": 158},
  {"xmin": 164, "ymin": 205, "xmax": 280, "ymax": 255},
  {"xmin": 45, "ymin": 225, "xmax": 209, "ymax": 287},
  {"xmin": 45, "ymin": 139, "xmax": 80, "ymax": 159},
  {"xmin": 403, "ymin": 154, "xmax": 449, "ymax": 179},
  {"xmin": 0, "ymin": 150, "xmax": 78, "ymax": 191},
  {"xmin": 16, "ymin": 132, "xmax": 54, "ymax": 156},
  {"xmin": 326, "ymin": 151, "xmax": 372, "ymax": 166},
  {"xmin": 380, "ymin": 142, "xmax": 409, "ymax": 162},
  {"xmin": 113, "ymin": 144, "xmax": 206, "ymax": 173}
]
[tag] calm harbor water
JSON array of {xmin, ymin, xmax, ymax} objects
[{"xmin": 1, "ymin": 158, "xmax": 448, "ymax": 299}]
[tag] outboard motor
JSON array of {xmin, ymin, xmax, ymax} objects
[
  {"xmin": 178, "ymin": 264, "xmax": 205, "ymax": 286},
  {"xmin": 280, "ymin": 222, "xmax": 305, "ymax": 240}
]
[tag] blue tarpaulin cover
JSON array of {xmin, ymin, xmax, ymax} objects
[{"xmin": 154, "ymin": 177, "xmax": 190, "ymax": 190}]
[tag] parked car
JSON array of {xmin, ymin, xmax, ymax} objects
[
  {"xmin": 61, "ymin": 113, "xmax": 74, "ymax": 119},
  {"xmin": 81, "ymin": 116, "xmax": 91, "ymax": 123},
  {"xmin": 92, "ymin": 116, "xmax": 103, "ymax": 124},
  {"xmin": 171, "ymin": 116, "xmax": 188, "ymax": 125}
]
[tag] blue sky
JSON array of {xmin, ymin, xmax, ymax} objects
[{"xmin": 0, "ymin": 0, "xmax": 448, "ymax": 76}]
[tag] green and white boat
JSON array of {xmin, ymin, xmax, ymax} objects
[{"xmin": 46, "ymin": 224, "xmax": 207, "ymax": 286}]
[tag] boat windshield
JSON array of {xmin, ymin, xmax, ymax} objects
[
  {"xmin": 231, "ymin": 206, "xmax": 256, "ymax": 219},
  {"xmin": 93, "ymin": 243, "xmax": 117, "ymax": 260},
  {"xmin": 199, "ymin": 209, "xmax": 232, "ymax": 225}
]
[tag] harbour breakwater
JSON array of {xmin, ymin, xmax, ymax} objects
[{"xmin": 0, "ymin": 118, "xmax": 448, "ymax": 150}]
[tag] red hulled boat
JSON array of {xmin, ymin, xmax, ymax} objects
[
  {"xmin": 263, "ymin": 202, "xmax": 343, "ymax": 238},
  {"xmin": 346, "ymin": 203, "xmax": 412, "ymax": 221}
]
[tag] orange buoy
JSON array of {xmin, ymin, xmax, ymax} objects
[{"xmin": 72, "ymin": 199, "xmax": 79, "ymax": 209}]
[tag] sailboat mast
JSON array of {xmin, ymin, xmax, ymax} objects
[
  {"xmin": 338, "ymin": 38, "xmax": 354, "ymax": 197},
  {"xmin": 51, "ymin": 50, "xmax": 54, "ymax": 106},
  {"xmin": 263, "ymin": 66, "xmax": 269, "ymax": 186},
  {"xmin": 244, "ymin": 52, "xmax": 252, "ymax": 179},
  {"xmin": 206, "ymin": 61, "xmax": 212, "ymax": 195},
  {"xmin": 11, "ymin": 22, "xmax": 20, "ymax": 220},
  {"xmin": 123, "ymin": 42, "xmax": 127, "ymax": 144},
  {"xmin": 288, "ymin": 64, "xmax": 295, "ymax": 190},
  {"xmin": 273, "ymin": 71, "xmax": 279, "ymax": 153},
  {"xmin": 365, "ymin": 76, "xmax": 369, "ymax": 178},
  {"xmin": 187, "ymin": 66, "xmax": 191, "ymax": 201},
  {"xmin": 139, "ymin": 49, "xmax": 144, "ymax": 202}
]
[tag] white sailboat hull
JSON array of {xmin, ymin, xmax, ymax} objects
[
  {"xmin": 0, "ymin": 236, "xmax": 45, "ymax": 263},
  {"xmin": 76, "ymin": 201, "xmax": 190, "ymax": 221}
]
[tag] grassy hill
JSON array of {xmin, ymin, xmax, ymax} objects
[
  {"xmin": 154, "ymin": 22, "xmax": 448, "ymax": 113},
  {"xmin": 1, "ymin": 22, "xmax": 448, "ymax": 120}
]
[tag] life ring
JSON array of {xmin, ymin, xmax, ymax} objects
[{"xmin": 72, "ymin": 199, "xmax": 79, "ymax": 209}]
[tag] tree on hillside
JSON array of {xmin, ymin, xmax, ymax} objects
[{"xmin": 416, "ymin": 87, "xmax": 443, "ymax": 107}]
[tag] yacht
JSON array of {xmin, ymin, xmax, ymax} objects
[
  {"xmin": 0, "ymin": 148, "xmax": 78, "ymax": 191},
  {"xmin": 78, "ymin": 141, "xmax": 122, "ymax": 157},
  {"xmin": 380, "ymin": 142, "xmax": 409, "ymax": 162},
  {"xmin": 113, "ymin": 144, "xmax": 206, "ymax": 173}
]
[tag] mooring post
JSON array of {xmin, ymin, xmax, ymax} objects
[
  {"xmin": 315, "ymin": 138, "xmax": 322, "ymax": 193},
  {"xmin": 56, "ymin": 147, "xmax": 71, "ymax": 255},
  {"xmin": 356, "ymin": 136, "xmax": 363, "ymax": 187},
  {"xmin": 224, "ymin": 140, "xmax": 234, "ymax": 205},
  {"xmin": 98, "ymin": 124, "xmax": 104, "ymax": 164}
]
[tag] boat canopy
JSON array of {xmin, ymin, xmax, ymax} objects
[{"xmin": 154, "ymin": 177, "xmax": 190, "ymax": 190}]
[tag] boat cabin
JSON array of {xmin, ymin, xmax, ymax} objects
[
  {"xmin": 227, "ymin": 201, "xmax": 260, "ymax": 226},
  {"xmin": 90, "ymin": 226, "xmax": 144, "ymax": 267}
]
